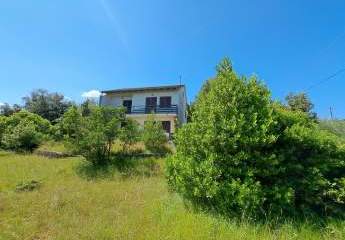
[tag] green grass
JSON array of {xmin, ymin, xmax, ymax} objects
[
  {"xmin": 0, "ymin": 151, "xmax": 344, "ymax": 239},
  {"xmin": 319, "ymin": 119, "xmax": 345, "ymax": 140}
]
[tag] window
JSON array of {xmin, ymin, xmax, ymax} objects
[
  {"xmin": 161, "ymin": 121, "xmax": 171, "ymax": 133},
  {"xmin": 122, "ymin": 100, "xmax": 132, "ymax": 113},
  {"xmin": 159, "ymin": 96, "xmax": 172, "ymax": 108},
  {"xmin": 145, "ymin": 97, "xmax": 157, "ymax": 113}
]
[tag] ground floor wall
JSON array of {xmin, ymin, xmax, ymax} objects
[{"xmin": 126, "ymin": 114, "xmax": 177, "ymax": 134}]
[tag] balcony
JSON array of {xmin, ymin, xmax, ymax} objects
[{"xmin": 125, "ymin": 105, "xmax": 178, "ymax": 114}]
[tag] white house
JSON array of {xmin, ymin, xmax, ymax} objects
[{"xmin": 99, "ymin": 85, "xmax": 187, "ymax": 136}]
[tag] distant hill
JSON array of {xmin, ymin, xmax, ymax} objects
[{"xmin": 319, "ymin": 119, "xmax": 345, "ymax": 140}]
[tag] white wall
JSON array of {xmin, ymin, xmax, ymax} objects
[
  {"xmin": 100, "ymin": 87, "xmax": 187, "ymax": 124},
  {"xmin": 131, "ymin": 90, "xmax": 180, "ymax": 107},
  {"xmin": 178, "ymin": 86, "xmax": 187, "ymax": 123}
]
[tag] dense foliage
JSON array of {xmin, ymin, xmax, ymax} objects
[
  {"xmin": 268, "ymin": 106, "xmax": 345, "ymax": 217},
  {"xmin": 81, "ymin": 99, "xmax": 97, "ymax": 117},
  {"xmin": 2, "ymin": 120, "xmax": 43, "ymax": 151},
  {"xmin": 319, "ymin": 120, "xmax": 345, "ymax": 141},
  {"xmin": 61, "ymin": 106, "xmax": 140, "ymax": 165},
  {"xmin": 119, "ymin": 118, "xmax": 141, "ymax": 153},
  {"xmin": 0, "ymin": 111, "xmax": 51, "ymax": 151},
  {"xmin": 23, "ymin": 89, "xmax": 72, "ymax": 123},
  {"xmin": 60, "ymin": 106, "xmax": 84, "ymax": 142},
  {"xmin": 142, "ymin": 115, "xmax": 169, "ymax": 155},
  {"xmin": 0, "ymin": 116, "xmax": 7, "ymax": 145},
  {"xmin": 167, "ymin": 59, "xmax": 345, "ymax": 219}
]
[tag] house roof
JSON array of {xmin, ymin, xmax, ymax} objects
[{"xmin": 101, "ymin": 84, "xmax": 185, "ymax": 94}]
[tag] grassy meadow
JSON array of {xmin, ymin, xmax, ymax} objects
[
  {"xmin": 0, "ymin": 151, "xmax": 344, "ymax": 240},
  {"xmin": 319, "ymin": 120, "xmax": 345, "ymax": 141}
]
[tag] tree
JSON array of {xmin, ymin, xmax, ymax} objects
[
  {"xmin": 285, "ymin": 92, "xmax": 317, "ymax": 119},
  {"xmin": 119, "ymin": 118, "xmax": 141, "ymax": 153},
  {"xmin": 23, "ymin": 89, "xmax": 72, "ymax": 123},
  {"xmin": 216, "ymin": 57, "xmax": 233, "ymax": 75},
  {"xmin": 167, "ymin": 58, "xmax": 275, "ymax": 217},
  {"xmin": 12, "ymin": 104, "xmax": 22, "ymax": 113},
  {"xmin": 0, "ymin": 103, "xmax": 21, "ymax": 116},
  {"xmin": 187, "ymin": 58, "xmax": 233, "ymax": 123},
  {"xmin": 167, "ymin": 58, "xmax": 345, "ymax": 218},
  {"xmin": 63, "ymin": 106, "xmax": 125, "ymax": 165},
  {"xmin": 142, "ymin": 115, "xmax": 169, "ymax": 155},
  {"xmin": 60, "ymin": 106, "xmax": 83, "ymax": 140},
  {"xmin": 81, "ymin": 99, "xmax": 97, "ymax": 117}
]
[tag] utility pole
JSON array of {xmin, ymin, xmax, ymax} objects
[
  {"xmin": 179, "ymin": 75, "xmax": 182, "ymax": 85},
  {"xmin": 329, "ymin": 106, "xmax": 334, "ymax": 120}
]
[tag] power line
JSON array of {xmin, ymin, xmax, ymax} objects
[{"xmin": 304, "ymin": 67, "xmax": 345, "ymax": 92}]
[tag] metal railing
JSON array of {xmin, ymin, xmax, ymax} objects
[{"xmin": 125, "ymin": 105, "xmax": 178, "ymax": 114}]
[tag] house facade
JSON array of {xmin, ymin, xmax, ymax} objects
[{"xmin": 99, "ymin": 85, "xmax": 187, "ymax": 135}]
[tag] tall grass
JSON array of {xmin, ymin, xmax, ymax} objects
[
  {"xmin": 0, "ymin": 151, "xmax": 344, "ymax": 239},
  {"xmin": 35, "ymin": 140, "xmax": 69, "ymax": 153}
]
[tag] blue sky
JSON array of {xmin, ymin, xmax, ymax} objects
[{"xmin": 0, "ymin": 0, "xmax": 345, "ymax": 118}]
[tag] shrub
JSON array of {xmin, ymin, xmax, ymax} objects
[
  {"xmin": 4, "ymin": 110, "xmax": 51, "ymax": 135},
  {"xmin": 63, "ymin": 106, "xmax": 125, "ymax": 165},
  {"xmin": 119, "ymin": 118, "xmax": 141, "ymax": 153},
  {"xmin": 267, "ymin": 106, "xmax": 345, "ymax": 216},
  {"xmin": 167, "ymin": 58, "xmax": 345, "ymax": 219},
  {"xmin": 0, "ymin": 116, "xmax": 7, "ymax": 147},
  {"xmin": 81, "ymin": 99, "xmax": 97, "ymax": 117},
  {"xmin": 2, "ymin": 120, "xmax": 43, "ymax": 152},
  {"xmin": 142, "ymin": 115, "xmax": 169, "ymax": 155},
  {"xmin": 60, "ymin": 106, "xmax": 83, "ymax": 143},
  {"xmin": 1, "ymin": 111, "xmax": 51, "ymax": 151}
]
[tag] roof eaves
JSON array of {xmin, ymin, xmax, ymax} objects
[{"xmin": 101, "ymin": 84, "xmax": 185, "ymax": 94}]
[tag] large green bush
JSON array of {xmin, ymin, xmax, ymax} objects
[
  {"xmin": 167, "ymin": 59, "xmax": 345, "ymax": 219},
  {"xmin": 1, "ymin": 111, "xmax": 51, "ymax": 151},
  {"xmin": 2, "ymin": 120, "xmax": 43, "ymax": 152},
  {"xmin": 267, "ymin": 106, "xmax": 345, "ymax": 216}
]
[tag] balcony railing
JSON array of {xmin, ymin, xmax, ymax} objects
[{"xmin": 126, "ymin": 105, "xmax": 178, "ymax": 114}]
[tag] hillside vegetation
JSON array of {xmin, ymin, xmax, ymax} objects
[
  {"xmin": 1, "ymin": 60, "xmax": 345, "ymax": 239},
  {"xmin": 167, "ymin": 59, "xmax": 345, "ymax": 219},
  {"xmin": 319, "ymin": 120, "xmax": 345, "ymax": 140},
  {"xmin": 0, "ymin": 152, "xmax": 344, "ymax": 240}
]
